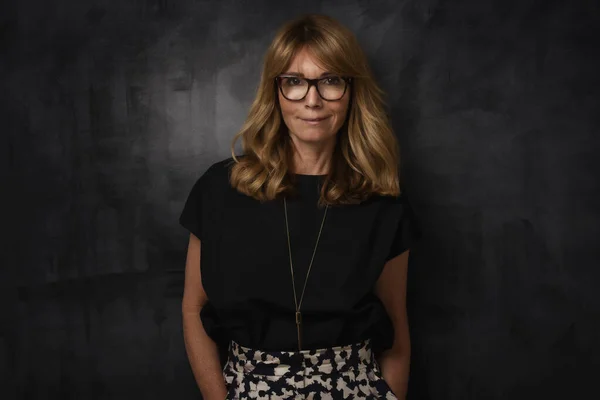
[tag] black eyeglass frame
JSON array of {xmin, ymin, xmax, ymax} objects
[{"xmin": 275, "ymin": 75, "xmax": 353, "ymax": 101}]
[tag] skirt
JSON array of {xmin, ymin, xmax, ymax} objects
[{"xmin": 222, "ymin": 338, "xmax": 398, "ymax": 399}]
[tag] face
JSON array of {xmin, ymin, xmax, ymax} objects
[{"xmin": 277, "ymin": 47, "xmax": 351, "ymax": 145}]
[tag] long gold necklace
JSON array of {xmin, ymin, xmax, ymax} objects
[{"xmin": 283, "ymin": 196, "xmax": 329, "ymax": 351}]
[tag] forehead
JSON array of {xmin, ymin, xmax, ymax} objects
[{"xmin": 284, "ymin": 47, "xmax": 329, "ymax": 77}]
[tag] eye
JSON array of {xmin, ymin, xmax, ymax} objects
[
  {"xmin": 282, "ymin": 77, "xmax": 302, "ymax": 86},
  {"xmin": 323, "ymin": 76, "xmax": 342, "ymax": 85}
]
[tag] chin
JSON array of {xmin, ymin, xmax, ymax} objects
[
  {"xmin": 294, "ymin": 126, "xmax": 334, "ymax": 136},
  {"xmin": 297, "ymin": 135, "xmax": 336, "ymax": 145}
]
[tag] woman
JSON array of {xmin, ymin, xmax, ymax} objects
[{"xmin": 180, "ymin": 13, "xmax": 421, "ymax": 400}]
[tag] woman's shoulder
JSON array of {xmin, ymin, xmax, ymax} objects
[
  {"xmin": 364, "ymin": 190, "xmax": 416, "ymax": 219},
  {"xmin": 201, "ymin": 155, "xmax": 242, "ymax": 182}
]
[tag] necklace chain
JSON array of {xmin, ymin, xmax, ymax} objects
[{"xmin": 283, "ymin": 196, "xmax": 329, "ymax": 351}]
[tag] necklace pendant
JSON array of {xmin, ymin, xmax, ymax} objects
[{"xmin": 296, "ymin": 311, "xmax": 302, "ymax": 351}]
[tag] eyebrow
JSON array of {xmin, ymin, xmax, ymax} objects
[{"xmin": 281, "ymin": 72, "xmax": 336, "ymax": 78}]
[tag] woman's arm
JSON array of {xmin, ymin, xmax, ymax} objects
[
  {"xmin": 374, "ymin": 250, "xmax": 412, "ymax": 400},
  {"xmin": 182, "ymin": 233, "xmax": 227, "ymax": 400}
]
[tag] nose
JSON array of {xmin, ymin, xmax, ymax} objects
[{"xmin": 305, "ymin": 84, "xmax": 323, "ymax": 108}]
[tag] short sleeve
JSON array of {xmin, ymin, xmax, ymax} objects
[
  {"xmin": 385, "ymin": 195, "xmax": 423, "ymax": 262},
  {"xmin": 179, "ymin": 166, "xmax": 213, "ymax": 240}
]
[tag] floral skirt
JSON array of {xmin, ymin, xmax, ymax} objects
[{"xmin": 222, "ymin": 338, "xmax": 398, "ymax": 399}]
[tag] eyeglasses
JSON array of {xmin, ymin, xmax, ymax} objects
[{"xmin": 275, "ymin": 75, "xmax": 352, "ymax": 101}]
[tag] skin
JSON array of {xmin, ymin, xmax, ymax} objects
[
  {"xmin": 277, "ymin": 46, "xmax": 351, "ymax": 175},
  {"xmin": 374, "ymin": 250, "xmax": 412, "ymax": 399}
]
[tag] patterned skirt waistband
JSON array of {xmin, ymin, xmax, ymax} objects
[{"xmin": 225, "ymin": 338, "xmax": 376, "ymax": 377}]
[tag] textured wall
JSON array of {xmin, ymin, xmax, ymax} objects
[{"xmin": 3, "ymin": 0, "xmax": 600, "ymax": 399}]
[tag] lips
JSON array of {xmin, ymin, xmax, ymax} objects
[{"xmin": 300, "ymin": 116, "xmax": 328, "ymax": 122}]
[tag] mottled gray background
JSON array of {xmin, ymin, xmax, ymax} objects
[{"xmin": 3, "ymin": 0, "xmax": 600, "ymax": 399}]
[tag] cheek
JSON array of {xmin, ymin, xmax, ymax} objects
[
  {"xmin": 331, "ymin": 101, "xmax": 350, "ymax": 120},
  {"xmin": 278, "ymin": 96, "xmax": 296, "ymax": 120}
]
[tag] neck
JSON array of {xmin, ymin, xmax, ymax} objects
[{"xmin": 289, "ymin": 134, "xmax": 336, "ymax": 175}]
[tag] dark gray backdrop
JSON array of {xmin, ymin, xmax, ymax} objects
[{"xmin": 3, "ymin": 0, "xmax": 599, "ymax": 399}]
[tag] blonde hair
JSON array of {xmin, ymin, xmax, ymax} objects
[{"xmin": 229, "ymin": 13, "xmax": 402, "ymax": 207}]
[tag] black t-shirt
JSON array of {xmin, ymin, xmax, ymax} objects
[{"xmin": 179, "ymin": 156, "xmax": 422, "ymax": 357}]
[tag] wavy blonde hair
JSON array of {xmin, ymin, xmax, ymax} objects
[{"xmin": 229, "ymin": 13, "xmax": 402, "ymax": 207}]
